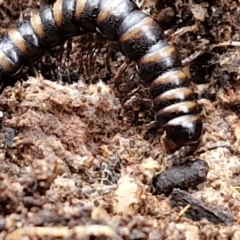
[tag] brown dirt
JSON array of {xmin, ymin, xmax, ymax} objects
[{"xmin": 0, "ymin": 0, "xmax": 240, "ymax": 239}]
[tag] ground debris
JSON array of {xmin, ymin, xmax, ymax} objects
[
  {"xmin": 5, "ymin": 225, "xmax": 118, "ymax": 240},
  {"xmin": 1, "ymin": 0, "xmax": 240, "ymax": 239},
  {"xmin": 171, "ymin": 189, "xmax": 234, "ymax": 225},
  {"xmin": 152, "ymin": 159, "xmax": 209, "ymax": 195},
  {"xmin": 112, "ymin": 174, "xmax": 144, "ymax": 215},
  {"xmin": 2, "ymin": 127, "xmax": 15, "ymax": 148}
]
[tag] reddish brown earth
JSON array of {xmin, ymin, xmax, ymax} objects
[{"xmin": 0, "ymin": 0, "xmax": 240, "ymax": 239}]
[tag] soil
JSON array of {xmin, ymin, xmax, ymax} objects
[{"xmin": 0, "ymin": 0, "xmax": 240, "ymax": 239}]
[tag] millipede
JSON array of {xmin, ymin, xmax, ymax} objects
[{"xmin": 0, "ymin": 0, "xmax": 203, "ymax": 154}]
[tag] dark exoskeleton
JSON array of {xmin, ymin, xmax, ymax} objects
[{"xmin": 0, "ymin": 0, "xmax": 203, "ymax": 153}]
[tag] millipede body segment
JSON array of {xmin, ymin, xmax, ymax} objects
[{"xmin": 0, "ymin": 0, "xmax": 203, "ymax": 153}]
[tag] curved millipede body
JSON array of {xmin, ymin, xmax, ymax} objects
[{"xmin": 0, "ymin": 0, "xmax": 203, "ymax": 153}]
